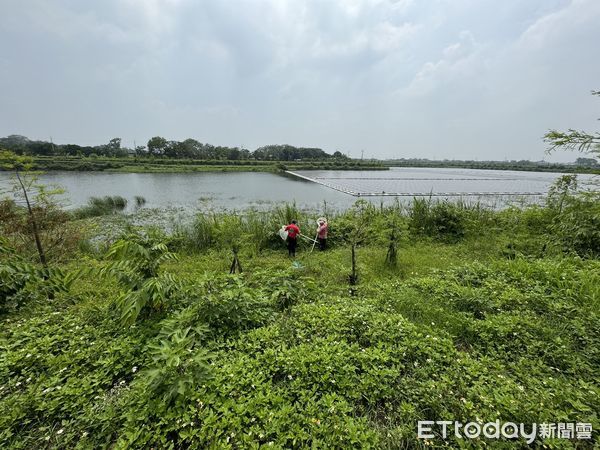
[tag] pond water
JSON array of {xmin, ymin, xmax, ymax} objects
[{"xmin": 0, "ymin": 168, "xmax": 596, "ymax": 212}]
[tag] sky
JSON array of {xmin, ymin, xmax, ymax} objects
[{"xmin": 0, "ymin": 0, "xmax": 599, "ymax": 162}]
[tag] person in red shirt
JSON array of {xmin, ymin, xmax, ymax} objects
[{"xmin": 284, "ymin": 220, "xmax": 301, "ymax": 257}]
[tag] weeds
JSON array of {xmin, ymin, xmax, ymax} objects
[
  {"xmin": 73, "ymin": 195, "xmax": 128, "ymax": 219},
  {"xmin": 0, "ymin": 179, "xmax": 599, "ymax": 448}
]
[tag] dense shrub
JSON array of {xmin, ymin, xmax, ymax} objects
[
  {"xmin": 409, "ymin": 198, "xmax": 467, "ymax": 241},
  {"xmin": 550, "ymin": 191, "xmax": 600, "ymax": 257}
]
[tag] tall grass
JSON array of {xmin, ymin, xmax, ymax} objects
[
  {"xmin": 134, "ymin": 196, "xmax": 147, "ymax": 209},
  {"xmin": 166, "ymin": 184, "xmax": 600, "ymax": 260},
  {"xmin": 72, "ymin": 196, "xmax": 128, "ymax": 219},
  {"xmin": 173, "ymin": 204, "xmax": 317, "ymax": 254},
  {"xmin": 408, "ymin": 197, "xmax": 495, "ymax": 242}
]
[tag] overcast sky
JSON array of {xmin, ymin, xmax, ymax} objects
[{"xmin": 1, "ymin": 0, "xmax": 598, "ymax": 161}]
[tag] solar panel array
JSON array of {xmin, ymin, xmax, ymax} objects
[{"xmin": 288, "ymin": 168, "xmax": 577, "ymax": 197}]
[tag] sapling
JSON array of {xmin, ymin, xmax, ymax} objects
[
  {"xmin": 344, "ymin": 200, "xmax": 371, "ymax": 288},
  {"xmin": 214, "ymin": 215, "xmax": 245, "ymax": 274}
]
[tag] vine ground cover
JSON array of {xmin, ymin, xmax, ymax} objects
[{"xmin": 0, "ymin": 193, "xmax": 599, "ymax": 448}]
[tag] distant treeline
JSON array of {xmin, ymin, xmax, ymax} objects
[
  {"xmin": 384, "ymin": 157, "xmax": 600, "ymax": 174},
  {"xmin": 0, "ymin": 135, "xmax": 348, "ymax": 161},
  {"xmin": 0, "ymin": 154, "xmax": 385, "ymax": 173}
]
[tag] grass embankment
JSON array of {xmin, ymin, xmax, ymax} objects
[
  {"xmin": 0, "ymin": 155, "xmax": 388, "ymax": 173},
  {"xmin": 1, "ymin": 196, "xmax": 599, "ymax": 448}
]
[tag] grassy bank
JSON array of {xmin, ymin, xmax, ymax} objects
[
  {"xmin": 0, "ymin": 154, "xmax": 388, "ymax": 173},
  {"xmin": 1, "ymin": 190, "xmax": 599, "ymax": 448}
]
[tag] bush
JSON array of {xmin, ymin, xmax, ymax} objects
[
  {"xmin": 409, "ymin": 198, "xmax": 468, "ymax": 242},
  {"xmin": 550, "ymin": 191, "xmax": 600, "ymax": 257},
  {"xmin": 100, "ymin": 231, "xmax": 179, "ymax": 325}
]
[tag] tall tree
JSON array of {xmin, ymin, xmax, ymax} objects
[{"xmin": 147, "ymin": 136, "xmax": 168, "ymax": 156}]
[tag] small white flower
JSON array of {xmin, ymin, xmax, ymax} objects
[
  {"xmin": 57, "ymin": 429, "xmax": 64, "ymax": 435},
  {"xmin": 82, "ymin": 432, "xmax": 88, "ymax": 438},
  {"xmin": 26, "ymin": 377, "xmax": 31, "ymax": 383},
  {"xmin": 44, "ymin": 436, "xmax": 50, "ymax": 441},
  {"xmin": 15, "ymin": 382, "xmax": 22, "ymax": 387},
  {"xmin": 26, "ymin": 354, "xmax": 32, "ymax": 358},
  {"xmin": 132, "ymin": 366, "xmax": 138, "ymax": 373},
  {"xmin": 287, "ymin": 375, "xmax": 292, "ymax": 380}
]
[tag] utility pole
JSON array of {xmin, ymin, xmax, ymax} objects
[{"xmin": 361, "ymin": 149, "xmax": 364, "ymax": 160}]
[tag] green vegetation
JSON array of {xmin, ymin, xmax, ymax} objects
[
  {"xmin": 0, "ymin": 136, "xmax": 338, "ymax": 161},
  {"xmin": 72, "ymin": 196, "xmax": 129, "ymax": 219},
  {"xmin": 0, "ymin": 153, "xmax": 386, "ymax": 173},
  {"xmin": 1, "ymin": 174, "xmax": 599, "ymax": 448},
  {"xmin": 383, "ymin": 158, "xmax": 599, "ymax": 174},
  {"xmin": 0, "ymin": 136, "xmax": 388, "ymax": 173},
  {"xmin": 544, "ymin": 90, "xmax": 600, "ymax": 158}
]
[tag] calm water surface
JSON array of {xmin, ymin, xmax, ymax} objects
[{"xmin": 0, "ymin": 168, "xmax": 596, "ymax": 212}]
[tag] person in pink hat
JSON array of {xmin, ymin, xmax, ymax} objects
[{"xmin": 316, "ymin": 217, "xmax": 328, "ymax": 251}]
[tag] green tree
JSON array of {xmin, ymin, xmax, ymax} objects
[
  {"xmin": 147, "ymin": 136, "xmax": 168, "ymax": 156},
  {"xmin": 344, "ymin": 200, "xmax": 371, "ymax": 287},
  {"xmin": 575, "ymin": 157, "xmax": 598, "ymax": 167},
  {"xmin": 1, "ymin": 152, "xmax": 49, "ymax": 267},
  {"xmin": 1, "ymin": 169, "xmax": 80, "ymax": 262},
  {"xmin": 544, "ymin": 90, "xmax": 600, "ymax": 156},
  {"xmin": 214, "ymin": 215, "xmax": 245, "ymax": 273}
]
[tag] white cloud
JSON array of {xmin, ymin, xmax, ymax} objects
[
  {"xmin": 401, "ymin": 30, "xmax": 482, "ymax": 97},
  {"xmin": 517, "ymin": 0, "xmax": 600, "ymax": 50},
  {"xmin": 0, "ymin": 0, "xmax": 598, "ymax": 160}
]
